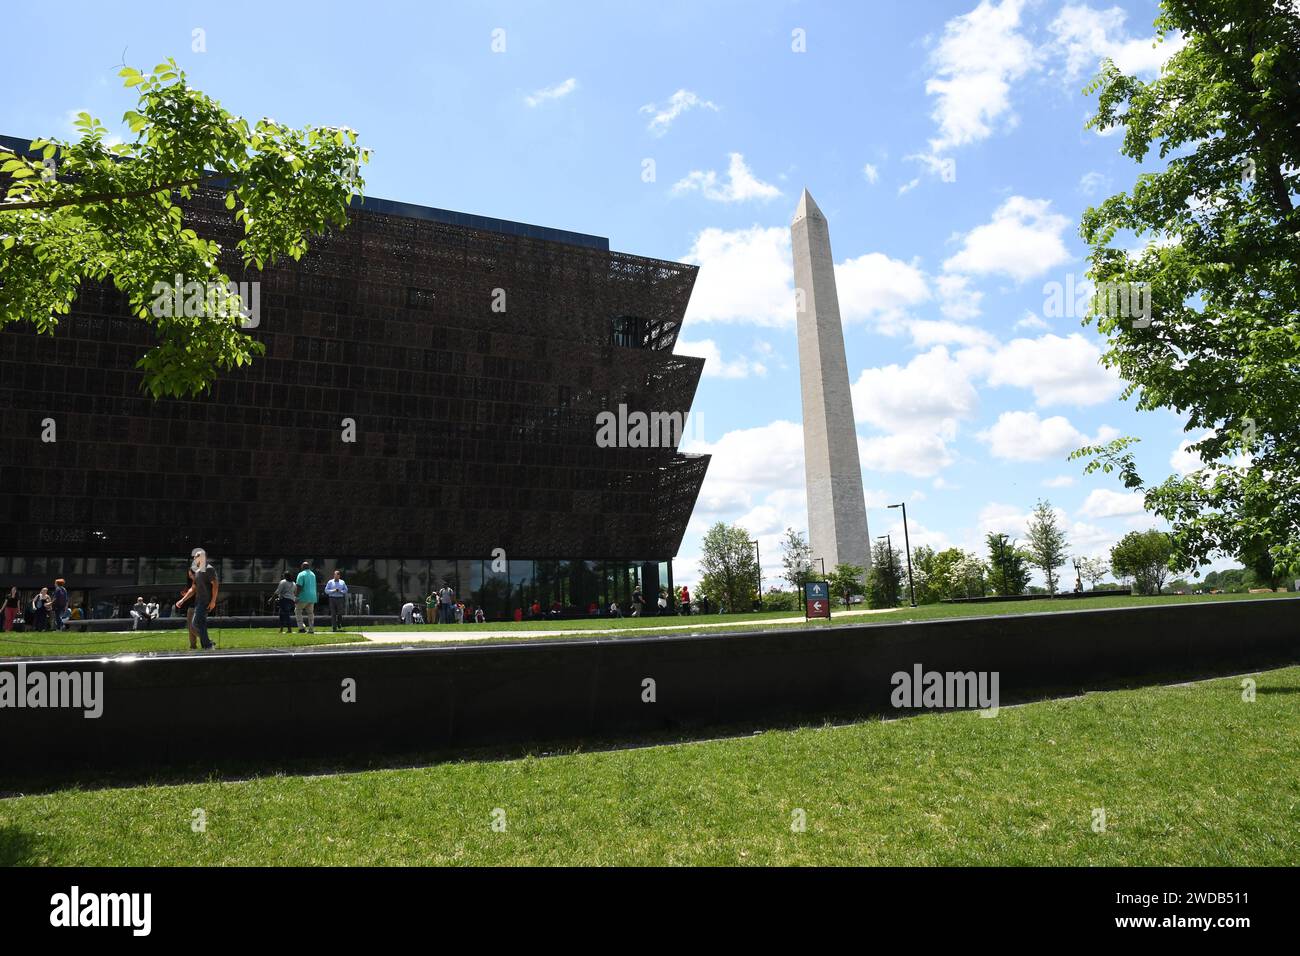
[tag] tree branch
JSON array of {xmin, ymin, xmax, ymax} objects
[{"xmin": 0, "ymin": 174, "xmax": 220, "ymax": 213}]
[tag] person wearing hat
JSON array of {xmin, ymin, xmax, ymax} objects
[{"xmin": 294, "ymin": 561, "xmax": 319, "ymax": 634}]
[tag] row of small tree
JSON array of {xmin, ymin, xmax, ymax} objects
[{"xmin": 773, "ymin": 499, "xmax": 1186, "ymax": 608}]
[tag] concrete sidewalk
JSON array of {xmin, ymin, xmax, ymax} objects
[{"xmin": 357, "ymin": 606, "xmax": 900, "ymax": 644}]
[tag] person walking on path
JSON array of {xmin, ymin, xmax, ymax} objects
[
  {"xmin": 52, "ymin": 578, "xmax": 69, "ymax": 630},
  {"xmin": 324, "ymin": 569, "xmax": 349, "ymax": 632},
  {"xmin": 294, "ymin": 561, "xmax": 318, "ymax": 634},
  {"xmin": 176, "ymin": 548, "xmax": 218, "ymax": 650},
  {"xmin": 176, "ymin": 569, "xmax": 200, "ymax": 649},
  {"xmin": 2, "ymin": 586, "xmax": 19, "ymax": 632},
  {"xmin": 274, "ymin": 571, "xmax": 296, "ymax": 634}
]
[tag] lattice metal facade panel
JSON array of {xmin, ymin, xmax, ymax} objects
[{"xmin": 0, "ymin": 187, "xmax": 710, "ymax": 581}]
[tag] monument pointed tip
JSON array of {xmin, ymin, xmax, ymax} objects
[{"xmin": 792, "ymin": 188, "xmax": 824, "ymax": 225}]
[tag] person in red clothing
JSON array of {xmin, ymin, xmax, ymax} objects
[
  {"xmin": 678, "ymin": 585, "xmax": 691, "ymax": 616},
  {"xmin": 2, "ymin": 586, "xmax": 19, "ymax": 632}
]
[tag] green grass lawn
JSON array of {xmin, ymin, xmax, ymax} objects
[
  {"xmin": 3, "ymin": 664, "xmax": 1296, "ymax": 865},
  {"xmin": 0, "ymin": 627, "xmax": 365, "ymax": 658},
  {"xmin": 1, "ymin": 591, "xmax": 1292, "ymax": 658}
]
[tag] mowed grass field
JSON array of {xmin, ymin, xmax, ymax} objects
[
  {"xmin": 2, "ymin": 591, "xmax": 1293, "ymax": 657},
  {"xmin": 2, "ymin": 664, "xmax": 1297, "ymax": 866},
  {"xmin": 0, "ymin": 627, "xmax": 365, "ymax": 657}
]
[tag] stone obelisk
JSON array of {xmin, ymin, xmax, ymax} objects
[{"xmin": 792, "ymin": 189, "xmax": 870, "ymax": 577}]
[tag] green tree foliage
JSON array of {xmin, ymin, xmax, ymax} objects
[
  {"xmin": 911, "ymin": 545, "xmax": 941, "ymax": 604},
  {"xmin": 0, "ymin": 60, "xmax": 370, "ymax": 397},
  {"xmin": 760, "ymin": 588, "xmax": 799, "ymax": 612},
  {"xmin": 912, "ymin": 546, "xmax": 987, "ymax": 602},
  {"xmin": 1071, "ymin": 2, "xmax": 1300, "ymax": 575},
  {"xmin": 698, "ymin": 522, "xmax": 759, "ymax": 613},
  {"xmin": 864, "ymin": 537, "xmax": 904, "ymax": 608},
  {"xmin": 779, "ymin": 527, "xmax": 815, "ymax": 592},
  {"xmin": 1110, "ymin": 529, "xmax": 1175, "ymax": 595},
  {"xmin": 985, "ymin": 532, "xmax": 1033, "ymax": 596},
  {"xmin": 1078, "ymin": 556, "xmax": 1111, "ymax": 590},
  {"xmin": 829, "ymin": 562, "xmax": 867, "ymax": 610},
  {"xmin": 1025, "ymin": 500, "xmax": 1070, "ymax": 594}
]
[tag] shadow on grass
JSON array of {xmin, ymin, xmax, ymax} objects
[
  {"xmin": 1256, "ymin": 686, "xmax": 1300, "ymax": 694},
  {"xmin": 0, "ymin": 825, "xmax": 48, "ymax": 866}
]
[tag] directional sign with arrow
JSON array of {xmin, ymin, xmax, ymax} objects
[{"xmin": 804, "ymin": 581, "xmax": 831, "ymax": 620}]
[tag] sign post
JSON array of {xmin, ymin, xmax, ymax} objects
[{"xmin": 804, "ymin": 581, "xmax": 831, "ymax": 621}]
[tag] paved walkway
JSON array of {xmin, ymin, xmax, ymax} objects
[{"xmin": 358, "ymin": 606, "xmax": 901, "ymax": 644}]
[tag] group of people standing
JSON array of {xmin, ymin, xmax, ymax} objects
[
  {"xmin": 274, "ymin": 564, "xmax": 350, "ymax": 634},
  {"xmin": 2, "ymin": 579, "xmax": 72, "ymax": 632}
]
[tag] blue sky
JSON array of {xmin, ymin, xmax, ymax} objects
[{"xmin": 1, "ymin": 0, "xmax": 1207, "ymax": 587}]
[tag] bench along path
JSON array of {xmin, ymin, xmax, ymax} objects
[{"xmin": 357, "ymin": 607, "xmax": 901, "ymax": 644}]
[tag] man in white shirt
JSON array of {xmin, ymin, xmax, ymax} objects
[
  {"xmin": 324, "ymin": 570, "xmax": 349, "ymax": 632},
  {"xmin": 400, "ymin": 601, "xmax": 416, "ymax": 624}
]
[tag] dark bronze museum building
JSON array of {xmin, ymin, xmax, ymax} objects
[{"xmin": 0, "ymin": 137, "xmax": 709, "ymax": 618}]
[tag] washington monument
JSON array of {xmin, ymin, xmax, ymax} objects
[{"xmin": 792, "ymin": 189, "xmax": 870, "ymax": 577}]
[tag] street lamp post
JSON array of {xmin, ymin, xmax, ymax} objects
[
  {"xmin": 888, "ymin": 502, "xmax": 918, "ymax": 607},
  {"xmin": 748, "ymin": 539, "xmax": 762, "ymax": 611}
]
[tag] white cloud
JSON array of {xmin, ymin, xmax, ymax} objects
[
  {"xmin": 851, "ymin": 346, "xmax": 979, "ymax": 433},
  {"xmin": 1170, "ymin": 431, "xmax": 1214, "ymax": 476},
  {"xmin": 925, "ymin": 0, "xmax": 1039, "ymax": 153},
  {"xmin": 682, "ymin": 228, "xmax": 939, "ymax": 333},
  {"xmin": 936, "ymin": 274, "xmax": 983, "ymax": 320},
  {"xmin": 1043, "ymin": 474, "xmax": 1076, "ymax": 488},
  {"xmin": 675, "ymin": 337, "xmax": 768, "ymax": 379},
  {"xmin": 859, "ymin": 430, "xmax": 957, "ymax": 478},
  {"xmin": 977, "ymin": 502, "xmax": 1036, "ymax": 539},
  {"xmin": 834, "ymin": 252, "xmax": 931, "ymax": 327},
  {"xmin": 1014, "ymin": 311, "xmax": 1050, "ymax": 331},
  {"xmin": 672, "ymin": 153, "xmax": 781, "ymax": 203},
  {"xmin": 906, "ymin": 319, "xmax": 998, "ymax": 349},
  {"xmin": 1078, "ymin": 488, "xmax": 1146, "ymax": 519},
  {"xmin": 977, "ymin": 410, "xmax": 1115, "ymax": 462},
  {"xmin": 898, "ymin": 177, "xmax": 921, "ymax": 196},
  {"xmin": 681, "ymin": 226, "xmax": 793, "ymax": 327},
  {"xmin": 1078, "ymin": 170, "xmax": 1110, "ymax": 197},
  {"xmin": 524, "ymin": 77, "xmax": 578, "ymax": 107},
  {"xmin": 1049, "ymin": 4, "xmax": 1185, "ymax": 82},
  {"xmin": 943, "ymin": 196, "xmax": 1072, "ymax": 282},
  {"xmin": 682, "ymin": 420, "xmax": 805, "ymax": 518},
  {"xmin": 863, "ymin": 163, "xmax": 880, "ymax": 184},
  {"xmin": 640, "ymin": 89, "xmax": 719, "ymax": 136},
  {"xmin": 970, "ymin": 333, "xmax": 1121, "ymax": 406}
]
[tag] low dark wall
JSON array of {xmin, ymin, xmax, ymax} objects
[{"xmin": 1, "ymin": 598, "xmax": 1296, "ymax": 781}]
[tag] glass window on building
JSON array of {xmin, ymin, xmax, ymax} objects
[
  {"xmin": 479, "ymin": 562, "xmax": 512, "ymax": 619},
  {"xmin": 458, "ymin": 560, "xmax": 483, "ymax": 615},
  {"xmin": 508, "ymin": 560, "xmax": 533, "ymax": 614},
  {"xmin": 224, "ymin": 558, "xmax": 253, "ymax": 584},
  {"xmin": 254, "ymin": 557, "xmax": 287, "ymax": 584},
  {"xmin": 155, "ymin": 556, "xmax": 190, "ymax": 586},
  {"xmin": 397, "ymin": 559, "xmax": 426, "ymax": 605},
  {"xmin": 428, "ymin": 560, "xmax": 457, "ymax": 602}
]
